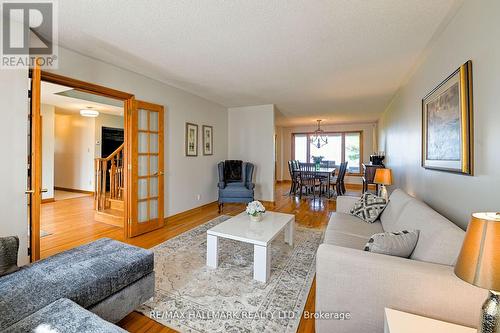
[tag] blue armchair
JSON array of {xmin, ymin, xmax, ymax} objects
[{"xmin": 217, "ymin": 161, "xmax": 255, "ymax": 212}]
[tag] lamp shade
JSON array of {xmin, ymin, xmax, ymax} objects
[
  {"xmin": 374, "ymin": 168, "xmax": 393, "ymax": 185},
  {"xmin": 454, "ymin": 212, "xmax": 500, "ymax": 291}
]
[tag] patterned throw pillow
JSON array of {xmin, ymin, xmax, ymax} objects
[
  {"xmin": 364, "ymin": 230, "xmax": 419, "ymax": 258},
  {"xmin": 349, "ymin": 193, "xmax": 387, "ymax": 223},
  {"xmin": 0, "ymin": 236, "xmax": 20, "ymax": 277}
]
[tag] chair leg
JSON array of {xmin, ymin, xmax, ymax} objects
[{"xmin": 218, "ymin": 203, "xmax": 223, "ymax": 213}]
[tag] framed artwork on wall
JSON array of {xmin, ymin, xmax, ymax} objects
[
  {"xmin": 185, "ymin": 122, "xmax": 198, "ymax": 157},
  {"xmin": 202, "ymin": 125, "xmax": 213, "ymax": 156},
  {"xmin": 422, "ymin": 60, "xmax": 473, "ymax": 175}
]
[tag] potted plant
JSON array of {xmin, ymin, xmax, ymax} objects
[
  {"xmin": 246, "ymin": 201, "xmax": 266, "ymax": 222},
  {"xmin": 312, "ymin": 155, "xmax": 324, "ymax": 171}
]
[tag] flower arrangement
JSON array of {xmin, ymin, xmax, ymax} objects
[
  {"xmin": 246, "ymin": 201, "xmax": 266, "ymax": 222},
  {"xmin": 311, "ymin": 155, "xmax": 324, "ymax": 164}
]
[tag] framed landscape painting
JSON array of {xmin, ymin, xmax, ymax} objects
[
  {"xmin": 185, "ymin": 123, "xmax": 198, "ymax": 157},
  {"xmin": 422, "ymin": 60, "xmax": 473, "ymax": 175},
  {"xmin": 202, "ymin": 125, "xmax": 213, "ymax": 155}
]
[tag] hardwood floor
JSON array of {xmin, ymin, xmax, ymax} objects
[{"xmin": 41, "ymin": 182, "xmax": 361, "ymax": 332}]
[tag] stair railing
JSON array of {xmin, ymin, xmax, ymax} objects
[{"xmin": 94, "ymin": 143, "xmax": 124, "ymax": 211}]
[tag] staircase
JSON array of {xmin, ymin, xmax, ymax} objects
[{"xmin": 94, "ymin": 144, "xmax": 124, "ymax": 227}]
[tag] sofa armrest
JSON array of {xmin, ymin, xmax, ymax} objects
[
  {"xmin": 335, "ymin": 196, "xmax": 359, "ymax": 213},
  {"xmin": 245, "ymin": 182, "xmax": 255, "ymax": 190},
  {"xmin": 315, "ymin": 244, "xmax": 486, "ymax": 333},
  {"xmin": 217, "ymin": 181, "xmax": 226, "ymax": 189}
]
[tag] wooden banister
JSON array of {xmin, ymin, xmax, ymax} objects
[
  {"xmin": 94, "ymin": 143, "xmax": 124, "ymax": 211},
  {"xmin": 103, "ymin": 143, "xmax": 124, "ymax": 162}
]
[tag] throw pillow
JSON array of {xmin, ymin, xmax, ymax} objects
[
  {"xmin": 364, "ymin": 230, "xmax": 419, "ymax": 258},
  {"xmin": 349, "ymin": 192, "xmax": 387, "ymax": 223},
  {"xmin": 0, "ymin": 236, "xmax": 20, "ymax": 277}
]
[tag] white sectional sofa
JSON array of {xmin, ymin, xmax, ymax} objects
[{"xmin": 315, "ymin": 189, "xmax": 487, "ymax": 333}]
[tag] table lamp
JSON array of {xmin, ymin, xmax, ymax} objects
[
  {"xmin": 454, "ymin": 212, "xmax": 500, "ymax": 333},
  {"xmin": 373, "ymin": 168, "xmax": 392, "ymax": 200}
]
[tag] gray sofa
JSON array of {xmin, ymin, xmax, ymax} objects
[
  {"xmin": 0, "ymin": 238, "xmax": 154, "ymax": 332},
  {"xmin": 316, "ymin": 189, "xmax": 487, "ymax": 332}
]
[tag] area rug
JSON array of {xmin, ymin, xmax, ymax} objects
[{"xmin": 138, "ymin": 215, "xmax": 324, "ymax": 333}]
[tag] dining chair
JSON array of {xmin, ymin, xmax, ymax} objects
[
  {"xmin": 288, "ymin": 160, "xmax": 300, "ymax": 195},
  {"xmin": 327, "ymin": 161, "xmax": 348, "ymax": 196},
  {"xmin": 320, "ymin": 160, "xmax": 336, "ymax": 168},
  {"xmin": 298, "ymin": 169, "xmax": 317, "ymax": 199}
]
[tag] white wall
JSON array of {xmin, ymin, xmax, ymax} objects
[
  {"xmin": 54, "ymin": 112, "xmax": 95, "ymax": 191},
  {"xmin": 0, "ymin": 68, "xmax": 29, "ymax": 265},
  {"xmin": 41, "ymin": 104, "xmax": 55, "ymax": 200},
  {"xmin": 279, "ymin": 122, "xmax": 377, "ymax": 184},
  {"xmin": 228, "ymin": 105, "xmax": 275, "ymax": 201},
  {"xmin": 378, "ymin": 0, "xmax": 500, "ymax": 229},
  {"xmin": 94, "ymin": 113, "xmax": 124, "ymax": 158}
]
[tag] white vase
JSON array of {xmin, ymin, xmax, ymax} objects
[{"xmin": 250, "ymin": 213, "xmax": 263, "ymax": 222}]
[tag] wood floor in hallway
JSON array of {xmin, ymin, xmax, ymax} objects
[{"xmin": 40, "ymin": 182, "xmax": 362, "ymax": 332}]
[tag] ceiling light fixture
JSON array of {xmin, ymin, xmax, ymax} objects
[
  {"xmin": 310, "ymin": 119, "xmax": 328, "ymax": 148},
  {"xmin": 80, "ymin": 108, "xmax": 99, "ymax": 118}
]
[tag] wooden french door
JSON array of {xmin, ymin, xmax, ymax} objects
[
  {"xmin": 128, "ymin": 100, "xmax": 165, "ymax": 237},
  {"xmin": 28, "ymin": 64, "xmax": 42, "ymax": 261}
]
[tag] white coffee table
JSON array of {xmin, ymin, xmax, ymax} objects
[{"xmin": 206, "ymin": 211, "xmax": 295, "ymax": 283}]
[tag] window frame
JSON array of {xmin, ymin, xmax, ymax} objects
[{"xmin": 291, "ymin": 130, "xmax": 363, "ymax": 175}]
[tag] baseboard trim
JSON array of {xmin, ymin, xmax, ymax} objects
[
  {"xmin": 41, "ymin": 198, "xmax": 55, "ymax": 204},
  {"xmin": 54, "ymin": 187, "xmax": 94, "ymax": 195},
  {"xmin": 165, "ymin": 201, "xmax": 218, "ymax": 223}
]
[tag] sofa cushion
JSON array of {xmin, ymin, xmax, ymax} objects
[
  {"xmin": 4, "ymin": 298, "xmax": 126, "ymax": 333},
  {"xmin": 327, "ymin": 212, "xmax": 384, "ymax": 239},
  {"xmin": 219, "ymin": 184, "xmax": 253, "ymax": 198},
  {"xmin": 364, "ymin": 230, "xmax": 419, "ymax": 258},
  {"xmin": 324, "ymin": 230, "xmax": 369, "ymax": 250},
  {"xmin": 349, "ymin": 193, "xmax": 387, "ymax": 223},
  {"xmin": 394, "ymin": 200, "xmax": 464, "ymax": 265},
  {"xmin": 0, "ymin": 238, "xmax": 153, "ymax": 331},
  {"xmin": 380, "ymin": 189, "xmax": 414, "ymax": 231}
]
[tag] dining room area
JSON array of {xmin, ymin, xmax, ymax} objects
[{"xmin": 287, "ymin": 160, "xmax": 348, "ymax": 200}]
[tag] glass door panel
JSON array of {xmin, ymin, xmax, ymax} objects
[{"xmin": 129, "ymin": 100, "xmax": 164, "ymax": 237}]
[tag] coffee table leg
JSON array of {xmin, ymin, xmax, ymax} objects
[
  {"xmin": 253, "ymin": 244, "xmax": 270, "ymax": 283},
  {"xmin": 284, "ymin": 220, "xmax": 295, "ymax": 246},
  {"xmin": 207, "ymin": 234, "xmax": 219, "ymax": 268}
]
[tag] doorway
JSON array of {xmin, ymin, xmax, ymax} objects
[
  {"xmin": 38, "ymin": 81, "xmax": 125, "ymax": 257},
  {"xmin": 28, "ymin": 68, "xmax": 166, "ymax": 261}
]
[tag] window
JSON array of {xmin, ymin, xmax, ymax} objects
[
  {"xmin": 345, "ymin": 133, "xmax": 361, "ymax": 173},
  {"xmin": 294, "ymin": 134, "xmax": 308, "ymax": 162},
  {"xmin": 292, "ymin": 131, "xmax": 362, "ymax": 173}
]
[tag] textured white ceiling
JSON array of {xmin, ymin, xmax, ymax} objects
[{"xmin": 57, "ymin": 0, "xmax": 459, "ymax": 126}]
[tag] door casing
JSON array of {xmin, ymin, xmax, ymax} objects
[{"xmin": 28, "ymin": 70, "xmax": 137, "ymax": 261}]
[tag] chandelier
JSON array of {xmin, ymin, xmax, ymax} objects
[{"xmin": 310, "ymin": 120, "xmax": 328, "ymax": 148}]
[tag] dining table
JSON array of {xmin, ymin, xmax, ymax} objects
[{"xmin": 296, "ymin": 167, "xmax": 337, "ymax": 198}]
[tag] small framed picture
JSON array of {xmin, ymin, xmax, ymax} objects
[
  {"xmin": 422, "ymin": 60, "xmax": 473, "ymax": 175},
  {"xmin": 202, "ymin": 125, "xmax": 213, "ymax": 156},
  {"xmin": 185, "ymin": 123, "xmax": 198, "ymax": 157}
]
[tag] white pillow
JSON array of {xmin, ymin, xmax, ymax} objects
[
  {"xmin": 364, "ymin": 230, "xmax": 419, "ymax": 258},
  {"xmin": 350, "ymin": 193, "xmax": 387, "ymax": 223}
]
